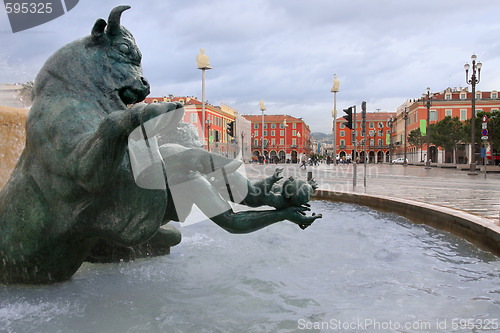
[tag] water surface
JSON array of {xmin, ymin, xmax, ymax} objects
[{"xmin": 1, "ymin": 201, "xmax": 499, "ymax": 332}]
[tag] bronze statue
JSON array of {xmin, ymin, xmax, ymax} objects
[{"xmin": 0, "ymin": 6, "xmax": 321, "ymax": 284}]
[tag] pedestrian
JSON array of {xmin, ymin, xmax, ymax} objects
[{"xmin": 300, "ymin": 153, "xmax": 307, "ymax": 169}]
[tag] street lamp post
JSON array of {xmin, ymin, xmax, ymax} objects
[
  {"xmin": 388, "ymin": 117, "xmax": 394, "ymax": 164},
  {"xmin": 425, "ymin": 87, "xmax": 432, "ymax": 169},
  {"xmin": 260, "ymin": 99, "xmax": 266, "ymax": 160},
  {"xmin": 465, "ymin": 54, "xmax": 482, "ymax": 175},
  {"xmin": 283, "ymin": 118, "xmax": 288, "ymax": 163},
  {"xmin": 297, "ymin": 132, "xmax": 301, "ymax": 152},
  {"xmin": 197, "ymin": 48, "xmax": 212, "ymax": 150},
  {"xmin": 206, "ymin": 119, "xmax": 212, "ymax": 152},
  {"xmin": 331, "ymin": 74, "xmax": 340, "ymax": 165},
  {"xmin": 404, "ymin": 106, "xmax": 409, "ymax": 167}
]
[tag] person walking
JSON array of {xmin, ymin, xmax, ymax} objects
[{"xmin": 300, "ymin": 153, "xmax": 307, "ymax": 169}]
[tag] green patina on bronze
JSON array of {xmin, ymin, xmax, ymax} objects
[{"xmin": 0, "ymin": 6, "xmax": 321, "ymax": 284}]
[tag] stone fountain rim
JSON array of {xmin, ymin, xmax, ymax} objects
[{"xmin": 313, "ymin": 189, "xmax": 500, "ymax": 257}]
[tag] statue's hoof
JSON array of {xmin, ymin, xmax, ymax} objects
[
  {"xmin": 85, "ymin": 224, "xmax": 182, "ymax": 263},
  {"xmin": 148, "ymin": 224, "xmax": 182, "ymax": 250}
]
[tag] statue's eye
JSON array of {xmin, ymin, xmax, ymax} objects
[{"xmin": 119, "ymin": 44, "xmax": 129, "ymax": 53}]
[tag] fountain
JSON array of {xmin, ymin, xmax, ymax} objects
[{"xmin": 0, "ymin": 5, "xmax": 498, "ymax": 331}]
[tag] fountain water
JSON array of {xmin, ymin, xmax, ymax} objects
[{"xmin": 1, "ymin": 201, "xmax": 498, "ymax": 332}]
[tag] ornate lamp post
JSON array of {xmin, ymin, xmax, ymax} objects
[
  {"xmin": 331, "ymin": 74, "xmax": 340, "ymax": 165},
  {"xmin": 260, "ymin": 99, "xmax": 266, "ymax": 159},
  {"xmin": 465, "ymin": 54, "xmax": 482, "ymax": 175},
  {"xmin": 425, "ymin": 87, "xmax": 432, "ymax": 169},
  {"xmin": 403, "ymin": 106, "xmax": 409, "ymax": 167},
  {"xmin": 197, "ymin": 48, "xmax": 212, "ymax": 150}
]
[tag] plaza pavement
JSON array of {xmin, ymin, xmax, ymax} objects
[{"xmin": 243, "ymin": 162, "xmax": 500, "ymax": 222}]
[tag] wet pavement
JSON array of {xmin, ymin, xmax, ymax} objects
[{"xmin": 244, "ymin": 163, "xmax": 500, "ymax": 222}]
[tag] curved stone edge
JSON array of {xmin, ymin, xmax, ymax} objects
[{"xmin": 313, "ymin": 190, "xmax": 500, "ymax": 257}]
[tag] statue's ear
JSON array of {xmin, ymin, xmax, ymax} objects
[{"xmin": 91, "ymin": 18, "xmax": 107, "ymax": 40}]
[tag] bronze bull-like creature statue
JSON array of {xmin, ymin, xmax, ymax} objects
[{"xmin": 0, "ymin": 6, "xmax": 320, "ymax": 284}]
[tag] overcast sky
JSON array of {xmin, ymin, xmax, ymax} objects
[{"xmin": 1, "ymin": 0, "xmax": 500, "ymax": 133}]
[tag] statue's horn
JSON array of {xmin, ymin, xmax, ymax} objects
[{"xmin": 106, "ymin": 5, "xmax": 131, "ymax": 36}]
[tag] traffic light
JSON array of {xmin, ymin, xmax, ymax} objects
[
  {"xmin": 361, "ymin": 101, "xmax": 367, "ymax": 135},
  {"xmin": 226, "ymin": 121, "xmax": 235, "ymax": 137},
  {"xmin": 343, "ymin": 107, "xmax": 353, "ymax": 130}
]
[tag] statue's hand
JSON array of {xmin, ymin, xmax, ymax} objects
[
  {"xmin": 130, "ymin": 101, "xmax": 184, "ymax": 137},
  {"xmin": 139, "ymin": 101, "xmax": 184, "ymax": 124},
  {"xmin": 281, "ymin": 205, "xmax": 322, "ymax": 230},
  {"xmin": 308, "ymin": 178, "xmax": 318, "ymax": 190},
  {"xmin": 273, "ymin": 167, "xmax": 284, "ymax": 181}
]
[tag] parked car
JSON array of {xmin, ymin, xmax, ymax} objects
[{"xmin": 392, "ymin": 158, "xmax": 408, "ymax": 164}]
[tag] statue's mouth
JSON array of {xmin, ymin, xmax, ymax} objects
[{"xmin": 119, "ymin": 77, "xmax": 150, "ymax": 105}]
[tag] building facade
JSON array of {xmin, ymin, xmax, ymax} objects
[
  {"xmin": 333, "ymin": 112, "xmax": 396, "ymax": 163},
  {"xmin": 391, "ymin": 87, "xmax": 500, "ymax": 164},
  {"xmin": 243, "ymin": 114, "xmax": 311, "ymax": 163},
  {"xmin": 143, "ymin": 96, "xmax": 252, "ymax": 161}
]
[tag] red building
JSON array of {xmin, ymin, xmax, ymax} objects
[
  {"xmin": 243, "ymin": 114, "xmax": 311, "ymax": 163},
  {"xmin": 392, "ymin": 87, "xmax": 500, "ymax": 164},
  {"xmin": 333, "ymin": 112, "xmax": 396, "ymax": 163},
  {"xmin": 143, "ymin": 96, "xmax": 245, "ymax": 157}
]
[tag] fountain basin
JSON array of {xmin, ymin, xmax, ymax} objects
[
  {"xmin": 1, "ymin": 200, "xmax": 498, "ymax": 332},
  {"xmin": 314, "ymin": 190, "xmax": 500, "ymax": 257}
]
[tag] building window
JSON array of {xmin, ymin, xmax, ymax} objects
[
  {"xmin": 292, "ymin": 123, "xmax": 296, "ymax": 129},
  {"xmin": 254, "ymin": 130, "xmax": 258, "ymax": 136},
  {"xmin": 445, "ymin": 109, "xmax": 452, "ymax": 117},
  {"xmin": 378, "ymin": 139, "xmax": 382, "ymax": 146},
  {"xmin": 339, "ymin": 139, "xmax": 346, "ymax": 147},
  {"xmin": 280, "ymin": 130, "xmax": 284, "ymax": 136},
  {"xmin": 430, "ymin": 110, "xmax": 437, "ymax": 121},
  {"xmin": 271, "ymin": 130, "xmax": 275, "ymax": 136},
  {"xmin": 270, "ymin": 123, "xmax": 276, "ymax": 129},
  {"xmin": 292, "ymin": 130, "xmax": 296, "ymax": 136},
  {"xmin": 340, "ymin": 123, "xmax": 345, "ymax": 129},
  {"xmin": 377, "ymin": 122, "xmax": 384, "ymax": 128},
  {"xmin": 190, "ymin": 113, "xmax": 197, "ymax": 123},
  {"xmin": 377, "ymin": 130, "xmax": 382, "ymax": 137},
  {"xmin": 263, "ymin": 130, "xmax": 268, "ymax": 136},
  {"xmin": 492, "ymin": 92, "xmax": 498, "ymax": 99},
  {"xmin": 280, "ymin": 138, "xmax": 284, "ymax": 145},
  {"xmin": 369, "ymin": 122, "xmax": 374, "ymax": 128},
  {"xmin": 292, "ymin": 138, "xmax": 297, "ymax": 146},
  {"xmin": 476, "ymin": 109, "xmax": 482, "ymax": 116},
  {"xmin": 460, "ymin": 109, "xmax": 467, "ymax": 120},
  {"xmin": 445, "ymin": 94, "xmax": 451, "ymax": 100},
  {"xmin": 271, "ymin": 138, "xmax": 275, "ymax": 145},
  {"xmin": 253, "ymin": 139, "xmax": 258, "ymax": 146},
  {"xmin": 340, "ymin": 130, "xmax": 345, "ymax": 137},
  {"xmin": 264, "ymin": 123, "xmax": 268, "ymax": 129},
  {"xmin": 254, "ymin": 123, "xmax": 259, "ymax": 129},
  {"xmin": 460, "ymin": 93, "xmax": 466, "ymax": 100},
  {"xmin": 279, "ymin": 123, "xmax": 285, "ymax": 129},
  {"xmin": 476, "ymin": 92, "xmax": 481, "ymax": 100},
  {"xmin": 369, "ymin": 138, "xmax": 375, "ymax": 146}
]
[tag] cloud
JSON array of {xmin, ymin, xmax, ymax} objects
[{"xmin": 1, "ymin": 0, "xmax": 500, "ymax": 133}]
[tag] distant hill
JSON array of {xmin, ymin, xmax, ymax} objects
[{"xmin": 311, "ymin": 132, "xmax": 332, "ymax": 143}]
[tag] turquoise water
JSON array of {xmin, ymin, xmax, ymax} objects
[{"xmin": 1, "ymin": 201, "xmax": 499, "ymax": 332}]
